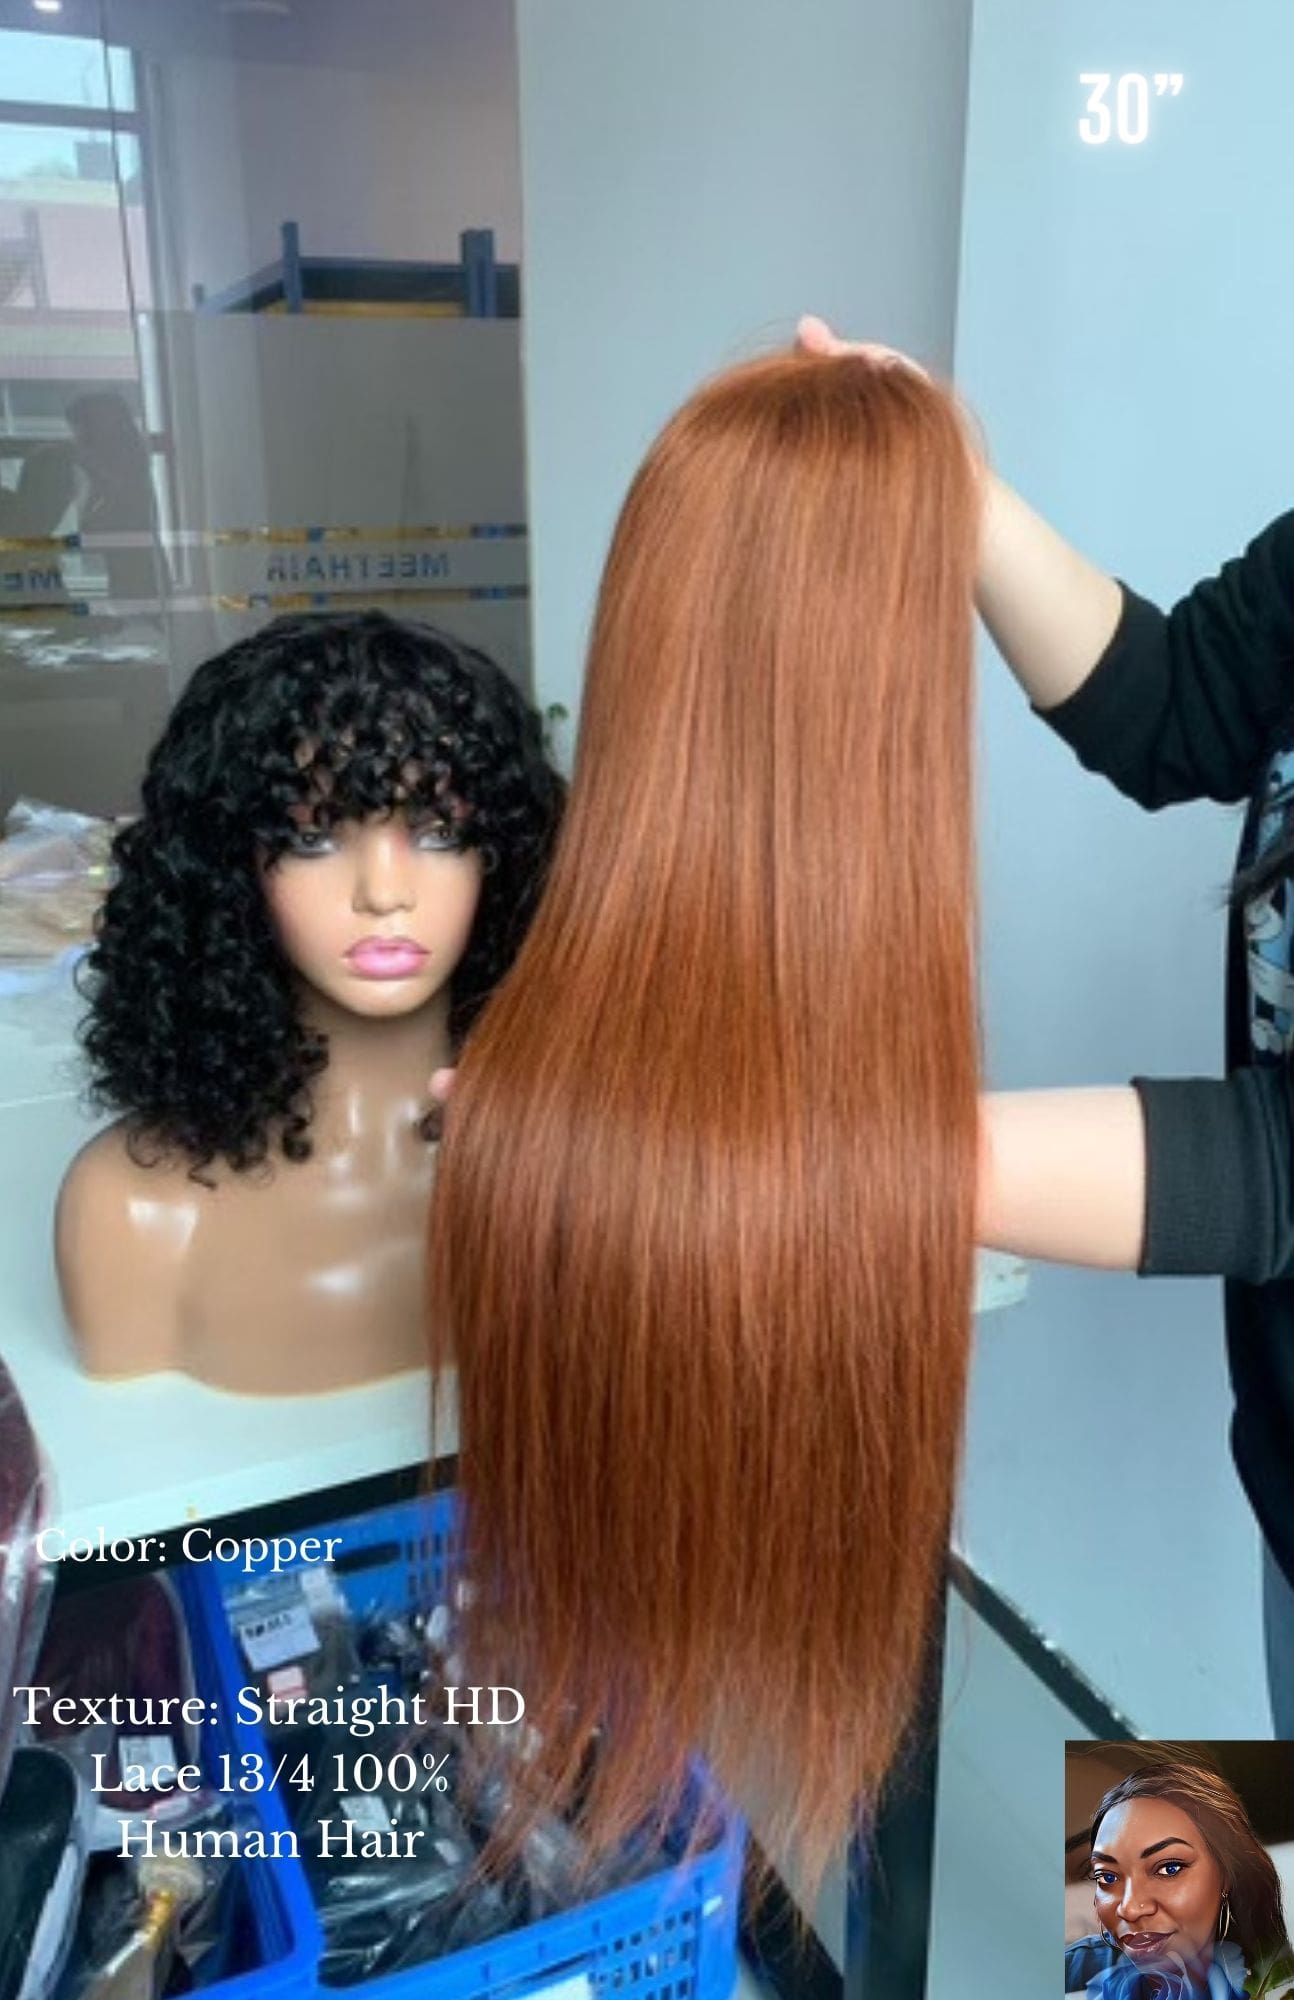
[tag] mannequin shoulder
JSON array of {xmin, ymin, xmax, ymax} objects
[
  {"xmin": 54, "ymin": 1123, "xmax": 202, "ymax": 1374},
  {"xmin": 57, "ymin": 1122, "xmax": 204, "ymax": 1233}
]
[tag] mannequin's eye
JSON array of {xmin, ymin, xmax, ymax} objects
[
  {"xmin": 283, "ymin": 824, "xmax": 336, "ymax": 857},
  {"xmin": 410, "ymin": 816, "xmax": 462, "ymax": 852},
  {"xmin": 1092, "ymin": 1871, "xmax": 1118, "ymax": 1890}
]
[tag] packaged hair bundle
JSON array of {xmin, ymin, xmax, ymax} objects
[{"xmin": 429, "ymin": 351, "xmax": 981, "ymax": 1891}]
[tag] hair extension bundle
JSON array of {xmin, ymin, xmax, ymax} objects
[{"xmin": 429, "ymin": 352, "xmax": 981, "ymax": 1890}]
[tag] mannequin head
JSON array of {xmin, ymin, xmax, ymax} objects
[
  {"xmin": 1091, "ymin": 1760, "xmax": 1288, "ymax": 1987},
  {"xmin": 81, "ymin": 612, "xmax": 562, "ymax": 1173}
]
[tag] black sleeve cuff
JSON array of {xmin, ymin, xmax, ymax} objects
[
  {"xmin": 1034, "ymin": 586, "xmax": 1167, "ymax": 784},
  {"xmin": 1133, "ymin": 1072, "xmax": 1291, "ymax": 1282}
]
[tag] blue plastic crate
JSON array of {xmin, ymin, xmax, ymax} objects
[
  {"xmin": 188, "ymin": 1490, "xmax": 746, "ymax": 2000},
  {"xmin": 175, "ymin": 1561, "xmax": 324, "ymax": 1997}
]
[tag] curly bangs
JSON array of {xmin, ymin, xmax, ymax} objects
[{"xmin": 80, "ymin": 612, "xmax": 564, "ymax": 1173}]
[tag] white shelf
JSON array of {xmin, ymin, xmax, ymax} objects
[
  {"xmin": 0, "ymin": 975, "xmax": 453, "ymax": 1546},
  {"xmin": 0, "ymin": 975, "xmax": 1026, "ymax": 1546},
  {"xmin": 0, "ymin": 1080, "xmax": 450, "ymax": 1544},
  {"xmin": 0, "ymin": 972, "xmax": 87, "ymax": 1107}
]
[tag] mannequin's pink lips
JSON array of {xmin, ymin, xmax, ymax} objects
[{"xmin": 346, "ymin": 937, "xmax": 429, "ymax": 979}]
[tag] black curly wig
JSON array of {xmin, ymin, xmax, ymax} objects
[{"xmin": 80, "ymin": 611, "xmax": 565, "ymax": 1173}]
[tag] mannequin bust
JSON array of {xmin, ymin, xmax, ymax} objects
[{"xmin": 55, "ymin": 612, "xmax": 562, "ymax": 1394}]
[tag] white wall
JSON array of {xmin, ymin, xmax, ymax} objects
[
  {"xmin": 956, "ymin": 0, "xmax": 1294, "ymax": 1731},
  {"xmin": 515, "ymin": 0, "xmax": 974, "ymax": 736}
]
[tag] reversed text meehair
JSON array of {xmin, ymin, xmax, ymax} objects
[{"xmin": 429, "ymin": 351, "xmax": 981, "ymax": 1889}]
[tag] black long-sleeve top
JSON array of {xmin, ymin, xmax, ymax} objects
[{"xmin": 1039, "ymin": 510, "xmax": 1294, "ymax": 1580}]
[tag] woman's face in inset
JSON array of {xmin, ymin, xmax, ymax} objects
[
  {"xmin": 1091, "ymin": 1798, "xmax": 1226, "ymax": 1975},
  {"xmin": 261, "ymin": 803, "xmax": 483, "ymax": 1019}
]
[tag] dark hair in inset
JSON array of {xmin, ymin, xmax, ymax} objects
[
  {"xmin": 1091, "ymin": 1754, "xmax": 1293, "ymax": 1991},
  {"xmin": 80, "ymin": 611, "xmax": 563, "ymax": 1175},
  {"xmin": 429, "ymin": 350, "xmax": 981, "ymax": 1896}
]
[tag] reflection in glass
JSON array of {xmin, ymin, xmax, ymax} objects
[
  {"xmin": 0, "ymin": 18, "xmax": 164, "ymax": 822},
  {"xmin": 1, "ymin": 0, "xmax": 527, "ymax": 841},
  {"xmin": 0, "ymin": 29, "xmax": 133, "ymax": 113}
]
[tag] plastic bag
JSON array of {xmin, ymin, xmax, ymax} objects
[
  {"xmin": 0, "ymin": 797, "xmax": 117, "ymax": 973},
  {"xmin": 226, "ymin": 1551, "xmax": 672, "ymax": 1981},
  {"xmin": 0, "ymin": 1360, "xmax": 56, "ymax": 1805},
  {"xmin": 274, "ymin": 1709, "xmax": 510, "ymax": 1985},
  {"xmin": 224, "ymin": 1564, "xmax": 363, "ymax": 1711},
  {"xmin": 57, "ymin": 1795, "xmax": 243, "ymax": 2000},
  {"xmin": 0, "ymin": 1748, "xmax": 92, "ymax": 2000},
  {"xmin": 28, "ymin": 1574, "xmax": 202, "ymax": 1850}
]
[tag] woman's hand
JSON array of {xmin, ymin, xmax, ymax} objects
[
  {"xmin": 424, "ymin": 1066, "xmax": 456, "ymax": 1142},
  {"xmin": 798, "ymin": 312, "xmax": 984, "ymax": 492},
  {"xmin": 796, "ymin": 317, "xmax": 1122, "ymax": 710},
  {"xmin": 795, "ymin": 314, "xmax": 929, "ymax": 379}
]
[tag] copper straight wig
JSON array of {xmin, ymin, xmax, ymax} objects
[{"xmin": 429, "ymin": 351, "xmax": 981, "ymax": 1885}]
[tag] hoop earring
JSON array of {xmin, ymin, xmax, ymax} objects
[{"xmin": 1218, "ymin": 1894, "xmax": 1232, "ymax": 1941}]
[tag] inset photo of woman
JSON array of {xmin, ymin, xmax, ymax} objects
[{"xmin": 1066, "ymin": 1744, "xmax": 1294, "ymax": 1998}]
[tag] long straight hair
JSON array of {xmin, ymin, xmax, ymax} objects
[{"xmin": 429, "ymin": 351, "xmax": 981, "ymax": 1888}]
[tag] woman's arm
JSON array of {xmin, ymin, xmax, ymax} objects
[
  {"xmin": 798, "ymin": 316, "xmax": 1294, "ymax": 806},
  {"xmin": 977, "ymin": 1088, "xmax": 1146, "ymax": 1270},
  {"xmin": 976, "ymin": 467, "xmax": 1294, "ymax": 809},
  {"xmin": 986, "ymin": 498, "xmax": 1294, "ymax": 809},
  {"xmin": 437, "ymin": 1063, "xmax": 1290, "ymax": 1283},
  {"xmin": 797, "ymin": 315, "xmax": 1123, "ymax": 713},
  {"xmin": 979, "ymin": 1068, "xmax": 1294, "ymax": 1283},
  {"xmin": 976, "ymin": 475, "xmax": 1123, "ymax": 712}
]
